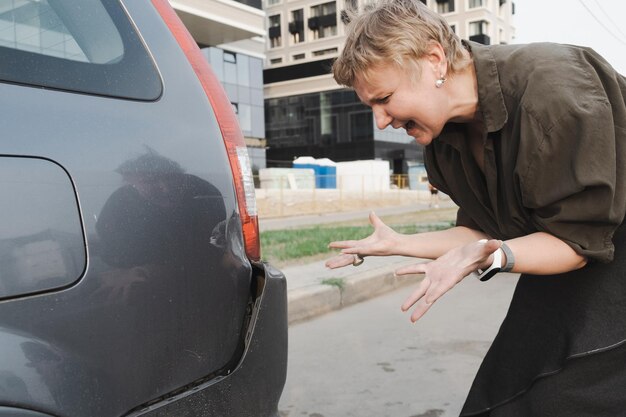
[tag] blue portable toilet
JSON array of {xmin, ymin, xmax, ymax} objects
[
  {"xmin": 316, "ymin": 158, "xmax": 337, "ymax": 188},
  {"xmin": 293, "ymin": 156, "xmax": 322, "ymax": 187}
]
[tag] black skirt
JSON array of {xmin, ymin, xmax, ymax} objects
[{"xmin": 460, "ymin": 223, "xmax": 626, "ymax": 416}]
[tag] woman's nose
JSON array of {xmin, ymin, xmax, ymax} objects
[{"xmin": 373, "ymin": 106, "xmax": 392, "ymax": 130}]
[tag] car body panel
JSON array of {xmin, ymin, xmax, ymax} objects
[{"xmin": 0, "ymin": 1, "xmax": 286, "ymax": 416}]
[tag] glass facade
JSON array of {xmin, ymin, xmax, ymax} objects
[
  {"xmin": 266, "ymin": 89, "xmax": 368, "ymax": 147},
  {"xmin": 203, "ymin": 47, "xmax": 265, "ymax": 140},
  {"xmin": 265, "ymin": 89, "xmax": 423, "ymax": 169},
  {"xmin": 203, "ymin": 46, "xmax": 266, "ymax": 171}
]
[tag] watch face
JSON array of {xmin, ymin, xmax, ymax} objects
[{"xmin": 478, "ymin": 267, "xmax": 501, "ymax": 282}]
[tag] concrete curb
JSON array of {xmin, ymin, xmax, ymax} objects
[{"xmin": 287, "ymin": 260, "xmax": 423, "ymax": 324}]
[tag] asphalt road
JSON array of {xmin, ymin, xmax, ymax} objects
[{"xmin": 279, "ymin": 272, "xmax": 519, "ymax": 417}]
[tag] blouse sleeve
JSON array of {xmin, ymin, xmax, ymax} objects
[
  {"xmin": 519, "ymin": 97, "xmax": 626, "ymax": 263},
  {"xmin": 456, "ymin": 207, "xmax": 482, "ymax": 231}
]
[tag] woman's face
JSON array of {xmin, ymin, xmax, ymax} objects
[{"xmin": 353, "ymin": 60, "xmax": 449, "ymax": 146}]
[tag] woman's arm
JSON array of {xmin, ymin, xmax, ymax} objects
[
  {"xmin": 325, "ymin": 212, "xmax": 489, "ymax": 268},
  {"xmin": 397, "ymin": 231, "xmax": 588, "ymax": 322},
  {"xmin": 505, "ymin": 232, "xmax": 587, "ymax": 275},
  {"xmin": 327, "ymin": 212, "xmax": 587, "ymax": 273},
  {"xmin": 326, "ymin": 213, "xmax": 589, "ymax": 322}
]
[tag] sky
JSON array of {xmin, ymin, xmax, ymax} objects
[{"xmin": 512, "ymin": 0, "xmax": 626, "ymax": 74}]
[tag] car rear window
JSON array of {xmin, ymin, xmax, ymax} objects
[{"xmin": 0, "ymin": 0, "xmax": 161, "ymax": 100}]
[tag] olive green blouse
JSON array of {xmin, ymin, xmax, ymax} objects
[{"xmin": 425, "ymin": 41, "xmax": 626, "ymax": 263}]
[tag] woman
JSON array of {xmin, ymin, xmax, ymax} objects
[{"xmin": 326, "ymin": 0, "xmax": 626, "ymax": 415}]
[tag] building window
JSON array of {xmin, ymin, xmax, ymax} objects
[
  {"xmin": 270, "ymin": 57, "xmax": 283, "ymax": 65},
  {"xmin": 312, "ymin": 47, "xmax": 338, "ymax": 57},
  {"xmin": 469, "ymin": 20, "xmax": 490, "ymax": 44},
  {"xmin": 469, "ymin": 20, "xmax": 488, "ymax": 36},
  {"xmin": 223, "ymin": 51, "xmax": 236, "ymax": 63},
  {"xmin": 312, "ymin": 2, "xmax": 337, "ymax": 17},
  {"xmin": 289, "ymin": 9, "xmax": 305, "ymax": 43},
  {"xmin": 498, "ymin": 0, "xmax": 506, "ymax": 13},
  {"xmin": 436, "ymin": 0, "xmax": 455, "ymax": 14},
  {"xmin": 267, "ymin": 0, "xmax": 281, "ymax": 5},
  {"xmin": 309, "ymin": 2, "xmax": 337, "ymax": 40},
  {"xmin": 268, "ymin": 15, "xmax": 281, "ymax": 48},
  {"xmin": 293, "ymin": 53, "xmax": 305, "ymax": 60},
  {"xmin": 468, "ymin": 0, "xmax": 485, "ymax": 8},
  {"xmin": 450, "ymin": 23, "xmax": 457, "ymax": 33}
]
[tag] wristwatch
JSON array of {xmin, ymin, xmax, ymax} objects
[{"xmin": 476, "ymin": 239, "xmax": 515, "ymax": 282}]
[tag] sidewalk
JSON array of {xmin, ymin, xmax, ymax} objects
[
  {"xmin": 258, "ymin": 200, "xmax": 458, "ymax": 324},
  {"xmin": 281, "ymin": 255, "xmax": 423, "ymax": 324}
]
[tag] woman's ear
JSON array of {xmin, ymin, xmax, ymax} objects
[{"xmin": 425, "ymin": 41, "xmax": 447, "ymax": 77}]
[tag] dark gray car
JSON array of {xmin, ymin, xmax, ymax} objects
[{"xmin": 0, "ymin": 1, "xmax": 287, "ymax": 416}]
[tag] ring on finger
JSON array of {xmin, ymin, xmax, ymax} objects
[{"xmin": 352, "ymin": 254, "xmax": 365, "ymax": 266}]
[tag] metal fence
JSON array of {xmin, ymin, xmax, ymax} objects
[{"xmin": 255, "ymin": 174, "xmax": 432, "ymax": 218}]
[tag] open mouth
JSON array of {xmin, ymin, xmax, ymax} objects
[{"xmin": 404, "ymin": 120, "xmax": 417, "ymax": 133}]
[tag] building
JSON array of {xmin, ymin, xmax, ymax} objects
[
  {"xmin": 263, "ymin": 0, "xmax": 516, "ymax": 172},
  {"xmin": 171, "ymin": 0, "xmax": 269, "ymax": 171}
]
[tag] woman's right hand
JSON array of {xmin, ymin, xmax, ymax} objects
[{"xmin": 325, "ymin": 212, "xmax": 402, "ymax": 269}]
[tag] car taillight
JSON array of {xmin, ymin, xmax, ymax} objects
[{"xmin": 151, "ymin": 0, "xmax": 260, "ymax": 261}]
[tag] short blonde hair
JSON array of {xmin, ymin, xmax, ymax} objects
[{"xmin": 333, "ymin": 0, "xmax": 469, "ymax": 87}]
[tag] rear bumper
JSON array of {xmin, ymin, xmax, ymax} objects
[{"xmin": 129, "ymin": 262, "xmax": 288, "ymax": 417}]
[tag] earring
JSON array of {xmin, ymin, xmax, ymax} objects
[{"xmin": 435, "ymin": 76, "xmax": 447, "ymax": 88}]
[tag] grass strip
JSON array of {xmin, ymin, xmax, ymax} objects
[{"xmin": 260, "ymin": 221, "xmax": 454, "ymax": 263}]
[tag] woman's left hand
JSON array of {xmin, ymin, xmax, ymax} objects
[{"xmin": 397, "ymin": 239, "xmax": 502, "ymax": 322}]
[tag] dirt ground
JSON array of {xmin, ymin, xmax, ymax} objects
[{"xmin": 256, "ymin": 188, "xmax": 435, "ymax": 219}]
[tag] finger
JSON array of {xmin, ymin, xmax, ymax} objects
[
  {"xmin": 328, "ymin": 240, "xmax": 359, "ymax": 249},
  {"xmin": 325, "ymin": 253, "xmax": 357, "ymax": 269},
  {"xmin": 401, "ymin": 277, "xmax": 430, "ymax": 312},
  {"xmin": 395, "ymin": 262, "xmax": 427, "ymax": 276},
  {"xmin": 423, "ymin": 280, "xmax": 451, "ymax": 305},
  {"xmin": 479, "ymin": 239, "xmax": 502, "ymax": 254},
  {"xmin": 410, "ymin": 301, "xmax": 434, "ymax": 322},
  {"xmin": 340, "ymin": 247, "xmax": 374, "ymax": 256},
  {"xmin": 369, "ymin": 211, "xmax": 390, "ymax": 229},
  {"xmin": 369, "ymin": 211, "xmax": 382, "ymax": 227}
]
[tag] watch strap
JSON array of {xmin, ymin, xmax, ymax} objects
[{"xmin": 500, "ymin": 242, "xmax": 515, "ymax": 272}]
